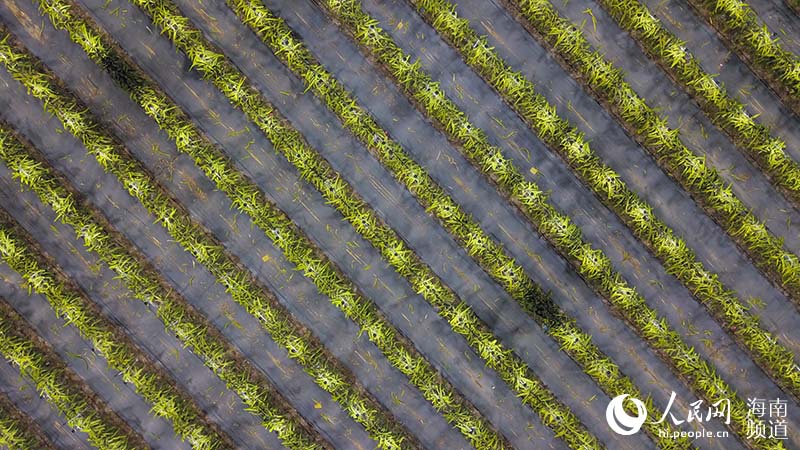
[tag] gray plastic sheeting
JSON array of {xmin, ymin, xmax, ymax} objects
[{"xmin": 0, "ymin": 356, "xmax": 94, "ymax": 449}]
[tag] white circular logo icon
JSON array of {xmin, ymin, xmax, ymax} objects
[{"xmin": 606, "ymin": 394, "xmax": 647, "ymax": 435}]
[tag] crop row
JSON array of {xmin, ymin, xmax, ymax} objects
[
  {"xmin": 35, "ymin": 2, "xmax": 426, "ymax": 447},
  {"xmin": 0, "ymin": 32, "xmax": 329, "ymax": 449},
  {"xmin": 224, "ymin": 0, "xmax": 690, "ymax": 447},
  {"xmin": 597, "ymin": 0, "xmax": 800, "ymax": 210},
  {"xmin": 150, "ymin": 0, "xmax": 599, "ymax": 445},
  {"xmin": 496, "ymin": 0, "xmax": 800, "ymax": 312},
  {"xmin": 228, "ymin": 0, "xmax": 554, "ymax": 319},
  {"xmin": 586, "ymin": 0, "xmax": 800, "ymax": 305},
  {"xmin": 31, "ymin": 1, "xmax": 488, "ymax": 447},
  {"xmin": 317, "ymin": 1, "xmax": 783, "ymax": 447},
  {"xmin": 111, "ymin": 0, "xmax": 566, "ymax": 446},
  {"xmin": 0, "ymin": 390, "xmax": 55, "ymax": 449},
  {"xmin": 409, "ymin": 0, "xmax": 800, "ymax": 400},
  {"xmin": 687, "ymin": 0, "xmax": 800, "ymax": 114},
  {"xmin": 0, "ymin": 200, "xmax": 233, "ymax": 450},
  {"xmin": 0, "ymin": 296, "xmax": 145, "ymax": 450}
]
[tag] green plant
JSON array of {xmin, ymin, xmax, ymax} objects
[
  {"xmin": 412, "ymin": 0, "xmax": 800, "ymax": 404},
  {"xmin": 0, "ymin": 392, "xmax": 55, "ymax": 449},
  {"xmin": 596, "ymin": 0, "xmax": 800, "ymax": 245},
  {"xmin": 0, "ymin": 201, "xmax": 232, "ymax": 450},
  {"xmin": 0, "ymin": 34, "xmax": 328, "ymax": 447},
  {"xmin": 4, "ymin": 8, "xmax": 419, "ymax": 448},
  {"xmin": 65, "ymin": 0, "xmax": 559, "ymax": 446},
  {"xmin": 319, "ymin": 1, "xmax": 782, "ymax": 447},
  {"xmin": 0, "ymin": 298, "xmax": 144, "ymax": 450},
  {"xmin": 683, "ymin": 0, "xmax": 800, "ymax": 113},
  {"xmin": 222, "ymin": 0, "xmax": 692, "ymax": 446}
]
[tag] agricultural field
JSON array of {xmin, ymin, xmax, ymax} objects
[{"xmin": 0, "ymin": 0, "xmax": 799, "ymax": 448}]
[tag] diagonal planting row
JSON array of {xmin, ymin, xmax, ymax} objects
[
  {"xmin": 685, "ymin": 0, "xmax": 800, "ymax": 115},
  {"xmin": 0, "ymin": 35, "xmax": 331, "ymax": 449},
  {"xmin": 408, "ymin": 0, "xmax": 800, "ymax": 400},
  {"xmin": 115, "ymin": 0, "xmax": 594, "ymax": 446},
  {"xmin": 38, "ymin": 0, "xmax": 503, "ymax": 448},
  {"xmin": 2, "ymin": 13, "xmax": 424, "ymax": 447},
  {"xmin": 317, "ymin": 0, "xmax": 785, "ymax": 447},
  {"xmin": 597, "ymin": 0, "xmax": 800, "ymax": 210},
  {"xmin": 413, "ymin": 0, "xmax": 800, "ymax": 317},
  {"xmin": 0, "ymin": 201, "xmax": 235, "ymax": 450},
  {"xmin": 0, "ymin": 296, "xmax": 148, "ymax": 450},
  {"xmin": 475, "ymin": 0, "xmax": 800, "ymax": 314},
  {"xmin": 13, "ymin": 2, "xmax": 484, "ymax": 447},
  {"xmin": 106, "ymin": 0, "xmax": 598, "ymax": 446},
  {"xmin": 9, "ymin": 0, "xmax": 793, "ymax": 449},
  {"xmin": 223, "ymin": 0, "xmax": 690, "ymax": 447},
  {"xmin": 0, "ymin": 126, "xmax": 329, "ymax": 450},
  {"xmin": 0, "ymin": 390, "xmax": 56, "ymax": 449}
]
